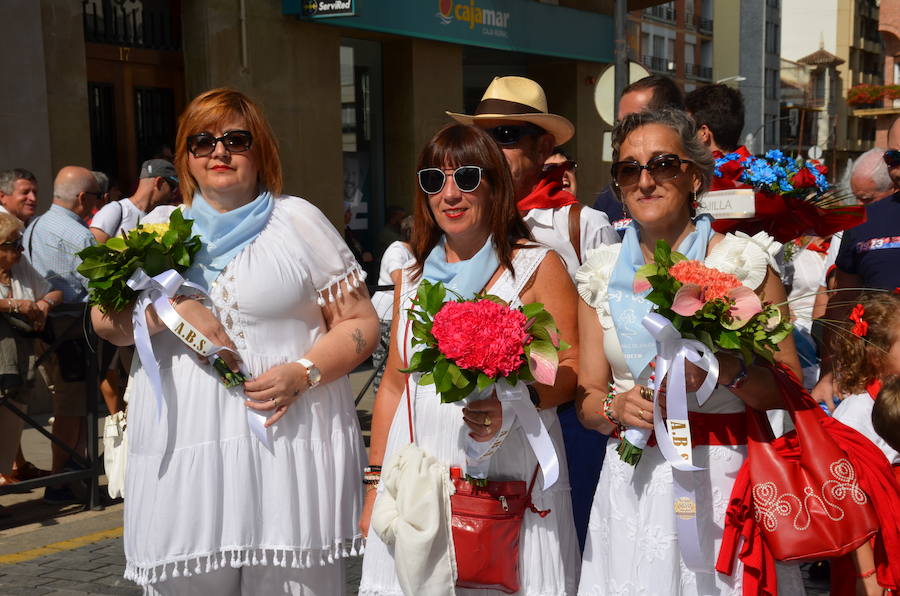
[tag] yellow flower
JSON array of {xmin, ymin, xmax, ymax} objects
[{"xmin": 137, "ymin": 222, "xmax": 170, "ymax": 239}]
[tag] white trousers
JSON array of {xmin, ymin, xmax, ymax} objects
[{"xmin": 142, "ymin": 561, "xmax": 346, "ymax": 596}]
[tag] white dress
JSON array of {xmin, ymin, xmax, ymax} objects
[
  {"xmin": 576, "ymin": 240, "xmax": 805, "ymax": 596},
  {"xmin": 123, "ymin": 197, "xmax": 367, "ymax": 586},
  {"xmin": 359, "ymin": 246, "xmax": 580, "ymax": 596}
]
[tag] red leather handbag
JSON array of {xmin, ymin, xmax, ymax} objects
[
  {"xmin": 745, "ymin": 365, "xmax": 878, "ymax": 560},
  {"xmin": 449, "ymin": 466, "xmax": 543, "ymax": 593}
]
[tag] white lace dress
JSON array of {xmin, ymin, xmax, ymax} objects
[
  {"xmin": 575, "ymin": 236, "xmax": 805, "ymax": 596},
  {"xmin": 359, "ymin": 246, "xmax": 580, "ymax": 596},
  {"xmin": 123, "ymin": 197, "xmax": 367, "ymax": 586}
]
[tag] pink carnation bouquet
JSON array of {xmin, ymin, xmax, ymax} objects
[{"xmin": 401, "ymin": 280, "xmax": 569, "ymax": 403}]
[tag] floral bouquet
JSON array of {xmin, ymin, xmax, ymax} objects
[
  {"xmin": 711, "ymin": 149, "xmax": 864, "ymax": 242},
  {"xmin": 77, "ymin": 210, "xmax": 201, "ymax": 313},
  {"xmin": 77, "ymin": 210, "xmax": 246, "ymax": 388},
  {"xmin": 401, "ymin": 280, "xmax": 569, "ymax": 403},
  {"xmin": 616, "ymin": 240, "xmax": 793, "ymax": 464}
]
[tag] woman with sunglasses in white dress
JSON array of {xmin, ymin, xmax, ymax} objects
[
  {"xmin": 92, "ymin": 88, "xmax": 378, "ymax": 595},
  {"xmin": 358, "ymin": 123, "xmax": 581, "ymax": 595},
  {"xmin": 575, "ymin": 108, "xmax": 806, "ymax": 595}
]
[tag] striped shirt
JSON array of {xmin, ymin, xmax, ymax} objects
[{"xmin": 23, "ymin": 204, "xmax": 95, "ymax": 303}]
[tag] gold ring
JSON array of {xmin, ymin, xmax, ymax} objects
[
  {"xmin": 272, "ymin": 397, "xmax": 281, "ymax": 407},
  {"xmin": 483, "ymin": 415, "xmax": 492, "ymax": 427},
  {"xmin": 639, "ymin": 409, "xmax": 645, "ymax": 421},
  {"xmin": 641, "ymin": 386, "xmax": 653, "ymax": 400}
]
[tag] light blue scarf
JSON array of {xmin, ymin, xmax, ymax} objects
[
  {"xmin": 422, "ymin": 235, "xmax": 499, "ymax": 300},
  {"xmin": 607, "ymin": 215, "xmax": 714, "ymax": 380},
  {"xmin": 183, "ymin": 190, "xmax": 275, "ymax": 291}
]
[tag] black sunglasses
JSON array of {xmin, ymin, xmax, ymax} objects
[
  {"xmin": 0, "ymin": 238, "xmax": 23, "ymax": 251},
  {"xmin": 186, "ymin": 130, "xmax": 253, "ymax": 158},
  {"xmin": 417, "ymin": 166, "xmax": 483, "ymax": 195},
  {"xmin": 611, "ymin": 154, "xmax": 694, "ymax": 187},
  {"xmin": 884, "ymin": 149, "xmax": 900, "ymax": 168},
  {"xmin": 488, "ymin": 124, "xmax": 546, "ymax": 146}
]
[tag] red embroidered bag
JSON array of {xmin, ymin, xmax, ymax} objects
[{"xmin": 745, "ymin": 365, "xmax": 878, "ymax": 560}]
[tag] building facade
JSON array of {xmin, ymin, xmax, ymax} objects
[
  {"xmin": 781, "ymin": 0, "xmax": 883, "ymax": 167},
  {"xmin": 2, "ymin": 0, "xmax": 673, "ymax": 259},
  {"xmin": 851, "ymin": 0, "xmax": 900, "ymax": 148}
]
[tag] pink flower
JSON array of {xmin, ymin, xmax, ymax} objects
[
  {"xmin": 431, "ymin": 300, "xmax": 529, "ymax": 378},
  {"xmin": 669, "ymin": 260, "xmax": 761, "ymax": 324}
]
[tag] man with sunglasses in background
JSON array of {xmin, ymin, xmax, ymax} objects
[
  {"xmin": 593, "ymin": 75, "xmax": 685, "ymax": 235},
  {"xmin": 90, "ymin": 158, "xmax": 179, "ymax": 243},
  {"xmin": 449, "ymin": 75, "xmax": 618, "ymax": 553},
  {"xmin": 21, "ymin": 166, "xmax": 102, "ymax": 504},
  {"xmin": 448, "ymin": 76, "xmax": 617, "ymax": 277},
  {"xmin": 812, "ymin": 117, "xmax": 900, "ymax": 412}
]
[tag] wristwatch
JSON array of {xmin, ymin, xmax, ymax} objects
[{"xmin": 296, "ymin": 357, "xmax": 321, "ymax": 389}]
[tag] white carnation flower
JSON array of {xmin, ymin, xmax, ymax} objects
[
  {"xmin": 575, "ymin": 244, "xmax": 622, "ymax": 328},
  {"xmin": 705, "ymin": 231, "xmax": 782, "ymax": 290}
]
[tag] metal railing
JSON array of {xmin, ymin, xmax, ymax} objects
[
  {"xmin": 641, "ymin": 55, "xmax": 675, "ymax": 74},
  {"xmin": 697, "ymin": 16, "xmax": 714, "ymax": 33},
  {"xmin": 644, "ymin": 4, "xmax": 676, "ymax": 22},
  {"xmin": 0, "ymin": 305, "xmax": 102, "ymax": 510}
]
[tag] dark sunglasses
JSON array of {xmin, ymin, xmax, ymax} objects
[
  {"xmin": 186, "ymin": 130, "xmax": 253, "ymax": 158},
  {"xmin": 417, "ymin": 166, "xmax": 483, "ymax": 195},
  {"xmin": 488, "ymin": 124, "xmax": 546, "ymax": 146},
  {"xmin": 611, "ymin": 154, "xmax": 694, "ymax": 187},
  {"xmin": 884, "ymin": 149, "xmax": 900, "ymax": 168},
  {"xmin": 543, "ymin": 159, "xmax": 577, "ymax": 173},
  {"xmin": 0, "ymin": 238, "xmax": 23, "ymax": 251}
]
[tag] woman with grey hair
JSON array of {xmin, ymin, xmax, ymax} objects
[{"xmin": 574, "ymin": 108, "xmax": 804, "ymax": 594}]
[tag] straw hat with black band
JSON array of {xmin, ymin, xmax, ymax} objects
[{"xmin": 447, "ymin": 76, "xmax": 575, "ymax": 145}]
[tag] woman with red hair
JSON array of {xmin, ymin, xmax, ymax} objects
[{"xmin": 93, "ymin": 88, "xmax": 379, "ymax": 594}]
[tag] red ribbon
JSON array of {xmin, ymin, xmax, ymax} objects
[{"xmin": 850, "ymin": 303, "xmax": 868, "ymax": 337}]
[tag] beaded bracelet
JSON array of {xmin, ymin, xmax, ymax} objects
[
  {"xmin": 602, "ymin": 384, "xmax": 625, "ymax": 433},
  {"xmin": 363, "ymin": 465, "xmax": 382, "ymax": 485}
]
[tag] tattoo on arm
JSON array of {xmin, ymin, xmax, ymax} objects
[{"xmin": 353, "ymin": 328, "xmax": 367, "ymax": 354}]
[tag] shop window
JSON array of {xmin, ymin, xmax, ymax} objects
[{"xmin": 340, "ymin": 39, "xmax": 385, "ymax": 275}]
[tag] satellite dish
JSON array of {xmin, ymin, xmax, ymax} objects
[{"xmin": 594, "ymin": 62, "xmax": 652, "ymax": 125}]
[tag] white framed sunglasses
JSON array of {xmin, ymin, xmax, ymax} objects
[{"xmin": 417, "ymin": 166, "xmax": 483, "ymax": 195}]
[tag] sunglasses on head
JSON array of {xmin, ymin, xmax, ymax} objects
[
  {"xmin": 186, "ymin": 130, "xmax": 253, "ymax": 158},
  {"xmin": 884, "ymin": 149, "xmax": 900, "ymax": 168},
  {"xmin": 610, "ymin": 154, "xmax": 693, "ymax": 187},
  {"xmin": 417, "ymin": 166, "xmax": 483, "ymax": 195},
  {"xmin": 488, "ymin": 124, "xmax": 546, "ymax": 146},
  {"xmin": 0, "ymin": 238, "xmax": 23, "ymax": 251},
  {"xmin": 542, "ymin": 159, "xmax": 577, "ymax": 173}
]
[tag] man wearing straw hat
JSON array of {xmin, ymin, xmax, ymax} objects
[
  {"xmin": 448, "ymin": 75, "xmax": 618, "ymax": 552},
  {"xmin": 448, "ymin": 76, "xmax": 618, "ymax": 279}
]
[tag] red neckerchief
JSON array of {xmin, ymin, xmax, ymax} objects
[
  {"xmin": 867, "ymin": 378, "xmax": 883, "ymax": 400},
  {"xmin": 793, "ymin": 238, "xmax": 830, "ymax": 254},
  {"xmin": 516, "ymin": 165, "xmax": 578, "ymax": 212}
]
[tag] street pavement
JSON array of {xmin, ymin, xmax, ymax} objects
[{"xmin": 0, "ymin": 366, "xmax": 829, "ymax": 595}]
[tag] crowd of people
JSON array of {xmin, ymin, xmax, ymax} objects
[{"xmin": 1, "ymin": 72, "xmax": 900, "ymax": 596}]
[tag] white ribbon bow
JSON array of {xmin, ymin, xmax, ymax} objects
[
  {"xmin": 642, "ymin": 312, "xmax": 719, "ymax": 471},
  {"xmin": 462, "ymin": 380, "xmax": 559, "ymax": 489},
  {"xmin": 126, "ymin": 268, "xmax": 269, "ymax": 446}
]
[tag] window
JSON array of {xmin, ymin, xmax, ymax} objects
[
  {"xmin": 765, "ymin": 68, "xmax": 779, "ymax": 99},
  {"xmin": 765, "ymin": 22, "xmax": 779, "ymax": 55}
]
